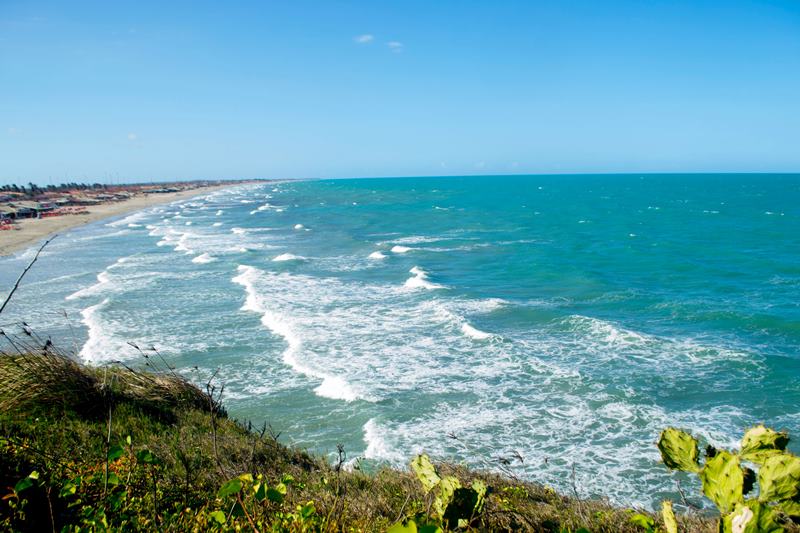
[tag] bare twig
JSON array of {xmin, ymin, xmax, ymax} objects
[{"xmin": 0, "ymin": 236, "xmax": 56, "ymax": 316}]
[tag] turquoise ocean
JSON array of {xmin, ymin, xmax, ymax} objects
[{"xmin": 1, "ymin": 174, "xmax": 798, "ymax": 508}]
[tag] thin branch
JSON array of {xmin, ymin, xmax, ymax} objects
[{"xmin": 0, "ymin": 236, "xmax": 56, "ymax": 316}]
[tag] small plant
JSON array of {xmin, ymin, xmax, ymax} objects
[
  {"xmin": 389, "ymin": 454, "xmax": 488, "ymax": 532},
  {"xmin": 658, "ymin": 425, "xmax": 800, "ymax": 532}
]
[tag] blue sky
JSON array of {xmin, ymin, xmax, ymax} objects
[{"xmin": 1, "ymin": 0, "xmax": 799, "ymax": 184}]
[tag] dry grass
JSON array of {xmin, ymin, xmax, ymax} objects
[{"xmin": 0, "ymin": 350, "xmax": 215, "ymax": 419}]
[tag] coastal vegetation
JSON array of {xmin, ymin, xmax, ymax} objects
[{"xmin": 0, "ymin": 329, "xmax": 719, "ymax": 532}]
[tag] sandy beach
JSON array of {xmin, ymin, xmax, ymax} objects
[{"xmin": 0, "ymin": 183, "xmax": 237, "ymax": 257}]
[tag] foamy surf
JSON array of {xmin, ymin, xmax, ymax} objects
[
  {"xmin": 368, "ymin": 251, "xmax": 387, "ymax": 260},
  {"xmin": 404, "ymin": 266, "xmax": 444, "ymax": 290},
  {"xmin": 460, "ymin": 322, "xmax": 493, "ymax": 340},
  {"xmin": 391, "ymin": 245, "xmax": 412, "ymax": 254},
  {"xmin": 273, "ymin": 253, "xmax": 305, "ymax": 262},
  {"xmin": 192, "ymin": 253, "xmax": 217, "ymax": 264},
  {"xmin": 232, "ymin": 265, "xmax": 361, "ymax": 402}
]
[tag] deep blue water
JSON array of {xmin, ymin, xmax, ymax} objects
[{"xmin": 1, "ymin": 174, "xmax": 798, "ymax": 508}]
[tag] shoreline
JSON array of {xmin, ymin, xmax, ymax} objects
[{"xmin": 0, "ymin": 183, "xmax": 245, "ymax": 257}]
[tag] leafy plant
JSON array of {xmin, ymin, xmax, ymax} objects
[
  {"xmin": 390, "ymin": 454, "xmax": 488, "ymax": 531},
  {"xmin": 658, "ymin": 424, "xmax": 800, "ymax": 532}
]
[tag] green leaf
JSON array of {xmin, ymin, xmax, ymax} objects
[
  {"xmin": 700, "ymin": 451, "xmax": 743, "ymax": 513},
  {"xmin": 661, "ymin": 500, "xmax": 677, "ymax": 533},
  {"xmin": 125, "ymin": 435, "xmax": 132, "ymax": 446},
  {"xmin": 217, "ymin": 478, "xmax": 243, "ymax": 498},
  {"xmin": 410, "ymin": 454, "xmax": 441, "ymax": 493},
  {"xmin": 657, "ymin": 428, "xmax": 701, "ymax": 472},
  {"xmin": 254, "ymin": 482, "xmax": 267, "ymax": 502},
  {"xmin": 758, "ymin": 453, "xmax": 800, "ymax": 502},
  {"xmin": 721, "ymin": 501, "xmax": 782, "ymax": 533},
  {"xmin": 443, "ymin": 487, "xmax": 480, "ymax": 528},
  {"xmin": 107, "ymin": 444, "xmax": 125, "ymax": 462},
  {"xmin": 281, "ymin": 474, "xmax": 295, "ymax": 485},
  {"xmin": 208, "ymin": 510, "xmax": 226, "ymax": 524},
  {"xmin": 266, "ymin": 484, "xmax": 286, "ymax": 503},
  {"xmin": 471, "ymin": 479, "xmax": 488, "ymax": 514},
  {"xmin": 135, "ymin": 449, "xmax": 160, "ymax": 465},
  {"xmin": 739, "ymin": 425, "xmax": 789, "ymax": 464},
  {"xmin": 107, "ymin": 472, "xmax": 121, "ymax": 486},
  {"xmin": 14, "ymin": 477, "xmax": 34, "ymax": 494},
  {"xmin": 629, "ymin": 512, "xmax": 655, "ymax": 531},
  {"xmin": 28, "ymin": 471, "xmax": 39, "ymax": 480},
  {"xmin": 433, "ymin": 475, "xmax": 460, "ymax": 517},
  {"xmin": 388, "ymin": 519, "xmax": 419, "ymax": 533},
  {"xmin": 238, "ymin": 473, "xmax": 254, "ymax": 483},
  {"xmin": 59, "ymin": 482, "xmax": 77, "ymax": 499}
]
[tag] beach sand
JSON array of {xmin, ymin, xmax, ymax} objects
[{"xmin": 0, "ymin": 184, "xmax": 237, "ymax": 257}]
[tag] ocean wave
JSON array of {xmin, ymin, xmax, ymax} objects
[
  {"xmin": 391, "ymin": 245, "xmax": 412, "ymax": 254},
  {"xmin": 404, "ymin": 266, "xmax": 444, "ymax": 290},
  {"xmin": 192, "ymin": 253, "xmax": 217, "ymax": 264},
  {"xmin": 368, "ymin": 251, "xmax": 387, "ymax": 260},
  {"xmin": 273, "ymin": 253, "xmax": 305, "ymax": 262},
  {"xmin": 232, "ymin": 265, "xmax": 361, "ymax": 402}
]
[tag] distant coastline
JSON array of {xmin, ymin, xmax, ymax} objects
[{"xmin": 0, "ymin": 181, "xmax": 256, "ymax": 257}]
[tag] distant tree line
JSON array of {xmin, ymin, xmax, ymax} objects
[{"xmin": 0, "ymin": 183, "xmax": 108, "ymax": 198}]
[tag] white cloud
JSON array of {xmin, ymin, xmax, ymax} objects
[
  {"xmin": 354, "ymin": 34, "xmax": 374, "ymax": 44},
  {"xmin": 387, "ymin": 41, "xmax": 403, "ymax": 52},
  {"xmin": 127, "ymin": 133, "xmax": 137, "ymax": 141}
]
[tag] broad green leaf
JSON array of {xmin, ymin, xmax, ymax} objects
[
  {"xmin": 443, "ymin": 487, "xmax": 480, "ymax": 528},
  {"xmin": 266, "ymin": 484, "xmax": 285, "ymax": 503},
  {"xmin": 125, "ymin": 435, "xmax": 132, "ymax": 446},
  {"xmin": 14, "ymin": 477, "xmax": 33, "ymax": 494},
  {"xmin": 135, "ymin": 449, "xmax": 160, "ymax": 465},
  {"xmin": 410, "ymin": 454, "xmax": 441, "ymax": 493},
  {"xmin": 387, "ymin": 519, "xmax": 418, "ymax": 533},
  {"xmin": 721, "ymin": 501, "xmax": 782, "ymax": 533},
  {"xmin": 758, "ymin": 453, "xmax": 800, "ymax": 502},
  {"xmin": 629, "ymin": 512, "xmax": 655, "ymax": 530},
  {"xmin": 107, "ymin": 444, "xmax": 125, "ymax": 462},
  {"xmin": 657, "ymin": 428, "xmax": 701, "ymax": 472},
  {"xmin": 740, "ymin": 425, "xmax": 789, "ymax": 464},
  {"xmin": 208, "ymin": 510, "xmax": 226, "ymax": 524},
  {"xmin": 471, "ymin": 479, "xmax": 487, "ymax": 514},
  {"xmin": 28, "ymin": 471, "xmax": 39, "ymax": 480},
  {"xmin": 700, "ymin": 451, "xmax": 743, "ymax": 513},
  {"xmin": 59, "ymin": 482, "xmax": 77, "ymax": 498},
  {"xmin": 433, "ymin": 475, "xmax": 460, "ymax": 517},
  {"xmin": 107, "ymin": 472, "xmax": 121, "ymax": 486},
  {"xmin": 254, "ymin": 482, "xmax": 267, "ymax": 501},
  {"xmin": 661, "ymin": 500, "xmax": 677, "ymax": 533},
  {"xmin": 217, "ymin": 478, "xmax": 243, "ymax": 498}
]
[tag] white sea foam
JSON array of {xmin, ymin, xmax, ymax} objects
[
  {"xmin": 212, "ymin": 222, "xmax": 223, "ymax": 227},
  {"xmin": 368, "ymin": 251, "xmax": 387, "ymax": 260},
  {"xmin": 232, "ymin": 227, "xmax": 247, "ymax": 235},
  {"xmin": 460, "ymin": 323, "xmax": 493, "ymax": 340},
  {"xmin": 404, "ymin": 266, "xmax": 444, "ymax": 290},
  {"xmin": 294, "ymin": 224, "xmax": 305, "ymax": 230},
  {"xmin": 192, "ymin": 253, "xmax": 217, "ymax": 264},
  {"xmin": 232, "ymin": 265, "xmax": 360, "ymax": 402},
  {"xmin": 272, "ymin": 253, "xmax": 305, "ymax": 262},
  {"xmin": 66, "ymin": 271, "xmax": 112, "ymax": 300},
  {"xmin": 78, "ymin": 298, "xmax": 112, "ymax": 362},
  {"xmin": 216, "ymin": 210, "xmax": 224, "ymax": 216},
  {"xmin": 391, "ymin": 245, "xmax": 412, "ymax": 254}
]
